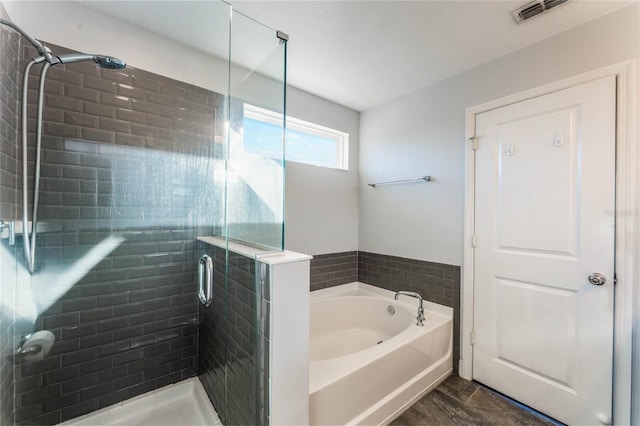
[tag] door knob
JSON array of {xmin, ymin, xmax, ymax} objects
[{"xmin": 588, "ymin": 273, "xmax": 606, "ymax": 286}]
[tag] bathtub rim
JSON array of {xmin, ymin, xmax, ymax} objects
[
  {"xmin": 311, "ymin": 281, "xmax": 453, "ymax": 318},
  {"xmin": 310, "ymin": 282, "xmax": 453, "ymax": 394}
]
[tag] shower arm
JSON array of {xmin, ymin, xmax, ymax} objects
[{"xmin": 0, "ymin": 19, "xmax": 54, "ymax": 64}]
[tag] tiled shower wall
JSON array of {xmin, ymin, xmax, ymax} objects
[
  {"xmin": 9, "ymin": 40, "xmax": 221, "ymax": 425},
  {"xmin": 198, "ymin": 242, "xmax": 265, "ymax": 425},
  {"xmin": 310, "ymin": 251, "xmax": 461, "ymax": 369},
  {"xmin": 0, "ymin": 22, "xmax": 20, "ymax": 426},
  {"xmin": 0, "ymin": 22, "xmax": 19, "ymax": 219}
]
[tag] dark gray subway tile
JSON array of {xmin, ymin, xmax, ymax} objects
[
  {"xmin": 46, "ymin": 93, "xmax": 82, "ymax": 112},
  {"xmin": 64, "ymin": 111, "xmax": 100, "ymax": 128},
  {"xmin": 98, "ymin": 389, "xmax": 128, "ymax": 409},
  {"xmin": 78, "ymin": 357, "xmax": 113, "ymax": 375},
  {"xmin": 61, "ymin": 399, "xmax": 98, "ymax": 422},
  {"xmin": 99, "ymin": 117, "xmax": 131, "ymax": 133},
  {"xmin": 116, "ymin": 108, "xmax": 146, "ymax": 124},
  {"xmin": 100, "ymin": 92, "xmax": 132, "ymax": 109},
  {"xmin": 116, "ymin": 84, "xmax": 146, "ymax": 101},
  {"xmin": 83, "ymin": 75, "xmax": 117, "ymax": 93},
  {"xmin": 98, "ymin": 68, "xmax": 132, "ymax": 85},
  {"xmin": 44, "ymin": 121, "xmax": 81, "ymax": 138},
  {"xmin": 47, "ymin": 67, "xmax": 82, "ymax": 86},
  {"xmin": 147, "ymin": 91, "xmax": 173, "ymax": 106},
  {"xmin": 61, "ymin": 374, "xmax": 97, "ymax": 394},
  {"xmin": 64, "ymin": 84, "xmax": 99, "ymax": 103},
  {"xmin": 78, "ymin": 332, "xmax": 112, "ymax": 349},
  {"xmin": 61, "ymin": 348, "xmax": 97, "ymax": 367},
  {"xmin": 83, "ymin": 101, "xmax": 116, "ymax": 119},
  {"xmin": 81, "ymin": 127, "xmax": 115, "ymax": 143},
  {"xmin": 131, "ymin": 77, "xmax": 160, "ymax": 93}
]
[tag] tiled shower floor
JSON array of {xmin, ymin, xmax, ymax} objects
[{"xmin": 391, "ymin": 374, "xmax": 561, "ymax": 426}]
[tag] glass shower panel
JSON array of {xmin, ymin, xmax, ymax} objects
[
  {"xmin": 219, "ymin": 9, "xmax": 286, "ymax": 426},
  {"xmin": 227, "ymin": 11, "xmax": 286, "ymax": 251},
  {"xmin": 0, "ymin": 1, "xmax": 287, "ymax": 424},
  {"xmin": 0, "ymin": 1, "xmax": 232, "ymax": 424},
  {"xmin": 0, "ymin": 16, "xmax": 20, "ymax": 426}
]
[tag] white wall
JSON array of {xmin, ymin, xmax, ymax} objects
[
  {"xmin": 2, "ymin": 0, "xmax": 360, "ymax": 256},
  {"xmin": 360, "ymin": 4, "xmax": 640, "ymax": 425},
  {"xmin": 285, "ymin": 88, "xmax": 359, "ymax": 255},
  {"xmin": 359, "ymin": 4, "xmax": 640, "ymax": 267},
  {"xmin": 3, "ymin": 1, "xmax": 230, "ymax": 95}
]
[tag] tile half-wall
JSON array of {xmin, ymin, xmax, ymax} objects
[
  {"xmin": 197, "ymin": 242, "xmax": 263, "ymax": 426},
  {"xmin": 310, "ymin": 251, "xmax": 461, "ymax": 370}
]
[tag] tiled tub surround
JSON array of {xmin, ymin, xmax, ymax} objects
[
  {"xmin": 309, "ymin": 251, "xmax": 357, "ymax": 292},
  {"xmin": 8, "ymin": 40, "xmax": 221, "ymax": 425},
  {"xmin": 310, "ymin": 251, "xmax": 461, "ymax": 370}
]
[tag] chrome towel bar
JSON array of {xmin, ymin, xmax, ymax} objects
[{"xmin": 368, "ymin": 176, "xmax": 431, "ymax": 188}]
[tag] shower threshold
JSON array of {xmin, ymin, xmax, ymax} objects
[{"xmin": 59, "ymin": 378, "xmax": 221, "ymax": 426}]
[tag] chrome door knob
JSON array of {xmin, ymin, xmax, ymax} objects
[{"xmin": 588, "ymin": 273, "xmax": 607, "ymax": 286}]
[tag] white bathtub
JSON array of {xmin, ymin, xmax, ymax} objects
[{"xmin": 309, "ymin": 282, "xmax": 453, "ymax": 425}]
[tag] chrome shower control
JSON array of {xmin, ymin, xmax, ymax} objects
[{"xmin": 588, "ymin": 273, "xmax": 606, "ymax": 286}]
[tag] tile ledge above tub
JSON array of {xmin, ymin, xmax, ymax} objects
[{"xmin": 197, "ymin": 236, "xmax": 312, "ymax": 264}]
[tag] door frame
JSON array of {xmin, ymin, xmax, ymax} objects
[{"xmin": 461, "ymin": 60, "xmax": 637, "ymax": 425}]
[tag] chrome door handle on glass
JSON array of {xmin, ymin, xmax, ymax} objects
[
  {"xmin": 588, "ymin": 273, "xmax": 606, "ymax": 286},
  {"xmin": 199, "ymin": 254, "xmax": 213, "ymax": 306}
]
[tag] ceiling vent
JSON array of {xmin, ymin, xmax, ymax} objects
[{"xmin": 512, "ymin": 0, "xmax": 569, "ymax": 24}]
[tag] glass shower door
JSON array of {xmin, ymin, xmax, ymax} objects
[
  {"xmin": 0, "ymin": 1, "xmax": 286, "ymax": 425},
  {"xmin": 219, "ymin": 8, "xmax": 287, "ymax": 425},
  {"xmin": 1, "ymin": 17, "xmax": 23, "ymax": 426},
  {"xmin": 197, "ymin": 3, "xmax": 287, "ymax": 426}
]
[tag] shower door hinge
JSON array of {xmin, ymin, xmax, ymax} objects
[
  {"xmin": 613, "ymin": 273, "xmax": 617, "ymax": 285},
  {"xmin": 471, "ymin": 234, "xmax": 478, "ymax": 248},
  {"xmin": 470, "ymin": 330, "xmax": 476, "ymax": 345},
  {"xmin": 470, "ymin": 136, "xmax": 478, "ymax": 150},
  {"xmin": 276, "ymin": 30, "xmax": 289, "ymax": 42}
]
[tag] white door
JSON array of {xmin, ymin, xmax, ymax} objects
[{"xmin": 472, "ymin": 76, "xmax": 616, "ymax": 425}]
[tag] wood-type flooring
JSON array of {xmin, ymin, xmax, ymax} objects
[{"xmin": 390, "ymin": 374, "xmax": 561, "ymax": 426}]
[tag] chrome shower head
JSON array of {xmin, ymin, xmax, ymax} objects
[
  {"xmin": 94, "ymin": 56, "xmax": 126, "ymax": 70},
  {"xmin": 56, "ymin": 53, "xmax": 126, "ymax": 69}
]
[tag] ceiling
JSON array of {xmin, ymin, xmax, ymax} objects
[{"xmin": 79, "ymin": 0, "xmax": 632, "ymax": 111}]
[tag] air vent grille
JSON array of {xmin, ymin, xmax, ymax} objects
[{"xmin": 512, "ymin": 0, "xmax": 569, "ymax": 24}]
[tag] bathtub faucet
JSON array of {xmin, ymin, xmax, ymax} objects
[{"xmin": 394, "ymin": 291, "xmax": 425, "ymax": 326}]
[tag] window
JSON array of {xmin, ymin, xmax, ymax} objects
[{"xmin": 243, "ymin": 104, "xmax": 349, "ymax": 170}]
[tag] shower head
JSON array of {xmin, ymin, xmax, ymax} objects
[
  {"xmin": 56, "ymin": 53, "xmax": 126, "ymax": 69},
  {"xmin": 94, "ymin": 56, "xmax": 126, "ymax": 70}
]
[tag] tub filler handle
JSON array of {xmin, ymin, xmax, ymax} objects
[
  {"xmin": 394, "ymin": 291, "xmax": 425, "ymax": 326},
  {"xmin": 199, "ymin": 254, "xmax": 213, "ymax": 307}
]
